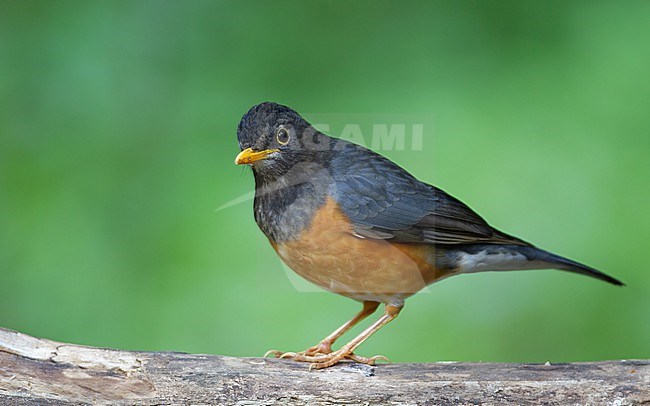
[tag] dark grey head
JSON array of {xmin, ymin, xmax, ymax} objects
[
  {"xmin": 235, "ymin": 102, "xmax": 334, "ymax": 180},
  {"xmin": 237, "ymin": 102, "xmax": 307, "ymax": 151},
  {"xmin": 236, "ymin": 102, "xmax": 338, "ymax": 242}
]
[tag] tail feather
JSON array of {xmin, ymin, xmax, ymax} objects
[
  {"xmin": 531, "ymin": 247, "xmax": 624, "ymax": 286},
  {"xmin": 454, "ymin": 244, "xmax": 624, "ymax": 286}
]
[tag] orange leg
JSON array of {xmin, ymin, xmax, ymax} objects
[
  {"xmin": 270, "ymin": 304, "xmax": 402, "ymax": 370},
  {"xmin": 265, "ymin": 301, "xmax": 380, "ymax": 358}
]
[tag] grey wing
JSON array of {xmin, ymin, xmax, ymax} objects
[{"xmin": 330, "ymin": 147, "xmax": 528, "ymax": 246}]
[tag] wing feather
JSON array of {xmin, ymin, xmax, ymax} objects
[{"xmin": 330, "ymin": 145, "xmax": 528, "ymax": 246}]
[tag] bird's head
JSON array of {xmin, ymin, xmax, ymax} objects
[{"xmin": 235, "ymin": 102, "xmax": 332, "ymax": 179}]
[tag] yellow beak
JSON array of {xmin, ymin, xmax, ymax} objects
[{"xmin": 234, "ymin": 147, "xmax": 279, "ymax": 165}]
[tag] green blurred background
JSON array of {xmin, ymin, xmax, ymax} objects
[{"xmin": 1, "ymin": 1, "xmax": 648, "ymax": 363}]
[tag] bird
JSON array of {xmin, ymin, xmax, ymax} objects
[{"xmin": 234, "ymin": 101, "xmax": 624, "ymax": 370}]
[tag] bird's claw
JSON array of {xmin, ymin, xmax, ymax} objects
[
  {"xmin": 346, "ymin": 353, "xmax": 390, "ymax": 365},
  {"xmin": 267, "ymin": 347, "xmax": 389, "ymax": 370},
  {"xmin": 264, "ymin": 340, "xmax": 333, "ymax": 360},
  {"xmin": 263, "ymin": 350, "xmax": 283, "ymax": 358},
  {"xmin": 308, "ymin": 349, "xmax": 387, "ymax": 370}
]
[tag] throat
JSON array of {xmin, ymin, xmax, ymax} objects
[{"xmin": 252, "ymin": 166, "xmax": 330, "ymax": 243}]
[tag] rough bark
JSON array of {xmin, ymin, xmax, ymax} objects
[{"xmin": 0, "ymin": 327, "xmax": 647, "ymax": 405}]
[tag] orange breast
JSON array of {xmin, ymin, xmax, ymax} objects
[{"xmin": 271, "ymin": 198, "xmax": 453, "ymax": 305}]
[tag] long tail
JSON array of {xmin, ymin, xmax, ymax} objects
[{"xmin": 455, "ymin": 244, "xmax": 624, "ymax": 286}]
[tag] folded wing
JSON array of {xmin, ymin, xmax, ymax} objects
[{"xmin": 330, "ymin": 145, "xmax": 529, "ymax": 246}]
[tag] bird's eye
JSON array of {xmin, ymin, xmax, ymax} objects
[{"xmin": 276, "ymin": 127, "xmax": 290, "ymax": 145}]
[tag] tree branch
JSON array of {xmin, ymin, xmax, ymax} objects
[{"xmin": 0, "ymin": 327, "xmax": 647, "ymax": 405}]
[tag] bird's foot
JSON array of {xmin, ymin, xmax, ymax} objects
[
  {"xmin": 265, "ymin": 346, "xmax": 389, "ymax": 370},
  {"xmin": 264, "ymin": 340, "xmax": 333, "ymax": 359},
  {"xmin": 302, "ymin": 348, "xmax": 389, "ymax": 370},
  {"xmin": 303, "ymin": 341, "xmax": 333, "ymax": 356}
]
